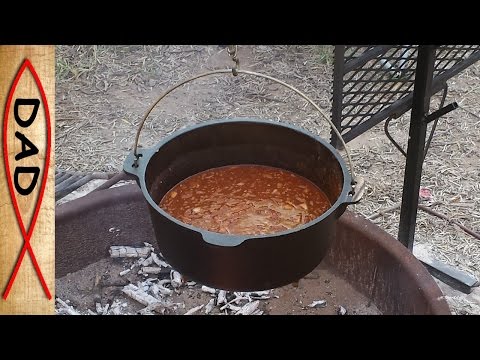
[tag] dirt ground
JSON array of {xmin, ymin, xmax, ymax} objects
[{"xmin": 55, "ymin": 45, "xmax": 480, "ymax": 314}]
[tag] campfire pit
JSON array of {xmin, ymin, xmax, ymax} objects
[{"xmin": 55, "ymin": 184, "xmax": 450, "ymax": 315}]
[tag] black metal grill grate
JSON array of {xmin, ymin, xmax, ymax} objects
[
  {"xmin": 434, "ymin": 45, "xmax": 479, "ymax": 76},
  {"xmin": 331, "ymin": 45, "xmax": 480, "ymax": 145}
]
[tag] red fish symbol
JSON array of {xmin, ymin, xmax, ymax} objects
[{"xmin": 2, "ymin": 59, "xmax": 52, "ymax": 300}]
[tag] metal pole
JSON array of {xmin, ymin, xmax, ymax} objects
[
  {"xmin": 331, "ymin": 45, "xmax": 345, "ymax": 149},
  {"xmin": 398, "ymin": 45, "xmax": 436, "ymax": 250}
]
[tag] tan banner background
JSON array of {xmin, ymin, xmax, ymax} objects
[{"xmin": 0, "ymin": 45, "xmax": 55, "ymax": 314}]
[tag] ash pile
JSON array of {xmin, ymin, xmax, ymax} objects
[{"xmin": 55, "ymin": 243, "xmax": 273, "ymax": 315}]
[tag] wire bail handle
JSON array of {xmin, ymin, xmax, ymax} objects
[{"xmin": 132, "ymin": 47, "xmax": 359, "ymax": 197}]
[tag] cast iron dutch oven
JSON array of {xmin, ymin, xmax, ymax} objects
[{"xmin": 124, "ymin": 69, "xmax": 361, "ymax": 291}]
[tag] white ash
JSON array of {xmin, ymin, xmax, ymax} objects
[
  {"xmin": 308, "ymin": 300, "xmax": 327, "ymax": 308},
  {"xmin": 184, "ymin": 304, "xmax": 204, "ymax": 315},
  {"xmin": 109, "ymin": 246, "xmax": 151, "ymax": 258},
  {"xmin": 222, "ymin": 303, "xmax": 242, "ymax": 312},
  {"xmin": 139, "ymin": 255, "xmax": 154, "ymax": 267},
  {"xmin": 154, "ymin": 282, "xmax": 173, "ymax": 296},
  {"xmin": 122, "ymin": 284, "xmax": 159, "ymax": 306},
  {"xmin": 58, "ymin": 245, "xmax": 273, "ymax": 315},
  {"xmin": 236, "ymin": 300, "xmax": 260, "ymax": 315},
  {"xmin": 138, "ymin": 306, "xmax": 156, "ymax": 315},
  {"xmin": 205, "ymin": 298, "xmax": 215, "ymax": 314},
  {"xmin": 201, "ymin": 285, "xmax": 217, "ymax": 294},
  {"xmin": 119, "ymin": 268, "xmax": 131, "ymax": 276},
  {"xmin": 234, "ymin": 292, "xmax": 252, "ymax": 303},
  {"xmin": 158, "ymin": 278, "xmax": 171, "ymax": 287},
  {"xmin": 141, "ymin": 266, "xmax": 163, "ymax": 274},
  {"xmin": 138, "ymin": 301, "xmax": 179, "ymax": 315},
  {"xmin": 337, "ymin": 306, "xmax": 347, "ymax": 315},
  {"xmin": 251, "ymin": 290, "xmax": 270, "ymax": 296},
  {"xmin": 56, "ymin": 297, "xmax": 80, "ymax": 315},
  {"xmin": 151, "ymin": 252, "xmax": 170, "ymax": 268},
  {"xmin": 102, "ymin": 303, "xmax": 110, "ymax": 315},
  {"xmin": 109, "ymin": 300, "xmax": 126, "ymax": 315},
  {"xmin": 170, "ymin": 270, "xmax": 183, "ymax": 288},
  {"xmin": 217, "ymin": 290, "xmax": 227, "ymax": 305},
  {"xmin": 95, "ymin": 302, "xmax": 103, "ymax": 314}
]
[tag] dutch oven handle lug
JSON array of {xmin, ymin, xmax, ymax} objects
[
  {"xmin": 123, "ymin": 147, "xmax": 157, "ymax": 180},
  {"xmin": 131, "ymin": 69, "xmax": 358, "ymax": 188},
  {"xmin": 344, "ymin": 176, "xmax": 365, "ymax": 205},
  {"xmin": 201, "ymin": 231, "xmax": 248, "ymax": 247}
]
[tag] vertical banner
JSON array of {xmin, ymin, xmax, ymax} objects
[{"xmin": 0, "ymin": 46, "xmax": 55, "ymax": 314}]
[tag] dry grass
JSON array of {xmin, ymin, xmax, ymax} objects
[
  {"xmin": 56, "ymin": 46, "xmax": 480, "ymax": 309},
  {"xmin": 56, "ymin": 45, "xmax": 336, "ymax": 172}
]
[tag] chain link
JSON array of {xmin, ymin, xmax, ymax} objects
[{"xmin": 227, "ymin": 45, "xmax": 240, "ymax": 76}]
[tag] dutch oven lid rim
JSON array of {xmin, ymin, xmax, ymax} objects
[{"xmin": 125, "ymin": 118, "xmax": 352, "ymax": 246}]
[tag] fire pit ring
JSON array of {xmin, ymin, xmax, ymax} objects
[{"xmin": 55, "ymin": 184, "xmax": 450, "ymax": 315}]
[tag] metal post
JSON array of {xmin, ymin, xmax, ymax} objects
[
  {"xmin": 331, "ymin": 45, "xmax": 345, "ymax": 149},
  {"xmin": 398, "ymin": 45, "xmax": 436, "ymax": 250}
]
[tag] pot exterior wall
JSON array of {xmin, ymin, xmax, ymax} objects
[{"xmin": 148, "ymin": 202, "xmax": 340, "ymax": 291}]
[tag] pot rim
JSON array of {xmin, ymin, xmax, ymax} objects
[{"xmin": 124, "ymin": 118, "xmax": 353, "ymax": 246}]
